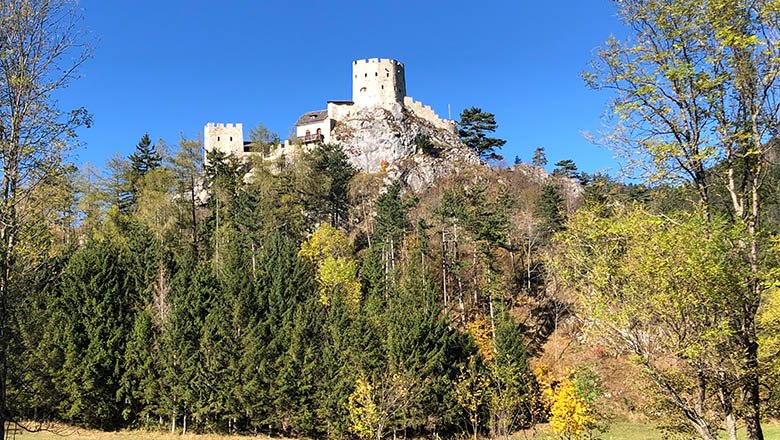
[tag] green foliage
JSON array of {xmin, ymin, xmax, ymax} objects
[
  {"xmin": 553, "ymin": 159, "xmax": 578, "ymax": 178},
  {"xmin": 532, "ymin": 147, "xmax": 547, "ymax": 167},
  {"xmin": 535, "ymin": 183, "xmax": 566, "ymax": 236},
  {"xmin": 310, "ymin": 143, "xmax": 357, "ymax": 228},
  {"xmin": 129, "ymin": 134, "xmax": 163, "ymax": 178},
  {"xmin": 553, "ymin": 204, "xmax": 750, "ymax": 438},
  {"xmin": 55, "ymin": 240, "xmax": 134, "ymax": 429},
  {"xmin": 458, "ymin": 107, "xmax": 507, "ymax": 161}
]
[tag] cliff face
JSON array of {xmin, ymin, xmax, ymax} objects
[{"xmin": 332, "ymin": 103, "xmax": 480, "ymax": 191}]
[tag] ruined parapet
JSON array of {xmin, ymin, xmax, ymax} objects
[
  {"xmin": 352, "ymin": 58, "xmax": 406, "ymax": 107},
  {"xmin": 403, "ymin": 97, "xmax": 457, "ymax": 134}
]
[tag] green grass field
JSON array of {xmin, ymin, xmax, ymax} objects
[
  {"xmin": 13, "ymin": 421, "xmax": 780, "ymax": 439},
  {"xmin": 524, "ymin": 421, "xmax": 780, "ymax": 439}
]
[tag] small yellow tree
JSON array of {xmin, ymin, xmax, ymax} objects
[
  {"xmin": 299, "ymin": 223, "xmax": 361, "ymax": 308},
  {"xmin": 467, "ymin": 315, "xmax": 494, "ymax": 363},
  {"xmin": 347, "ymin": 376, "xmax": 380, "ymax": 440},
  {"xmin": 548, "ymin": 378, "xmax": 593, "ymax": 440},
  {"xmin": 455, "ymin": 355, "xmax": 491, "ymax": 440}
]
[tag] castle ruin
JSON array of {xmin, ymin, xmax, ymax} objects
[{"xmin": 204, "ymin": 58, "xmax": 457, "ymax": 168}]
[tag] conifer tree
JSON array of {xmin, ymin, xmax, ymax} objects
[
  {"xmin": 160, "ymin": 256, "xmax": 218, "ymax": 433},
  {"xmin": 311, "ymin": 143, "xmax": 357, "ymax": 228},
  {"xmin": 535, "ymin": 183, "xmax": 565, "ymax": 236},
  {"xmin": 458, "ymin": 107, "xmax": 507, "ymax": 161},
  {"xmin": 56, "ymin": 241, "xmax": 133, "ymax": 429},
  {"xmin": 129, "ymin": 134, "xmax": 163, "ymax": 178},
  {"xmin": 531, "ymin": 147, "xmax": 547, "ymax": 167}
]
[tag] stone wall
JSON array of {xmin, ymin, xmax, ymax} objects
[
  {"xmin": 402, "ymin": 97, "xmax": 457, "ymax": 133},
  {"xmin": 352, "ymin": 58, "xmax": 406, "ymax": 107},
  {"xmin": 327, "ymin": 101, "xmax": 355, "ymax": 121},
  {"xmin": 204, "ymin": 122, "xmax": 245, "ymax": 160}
]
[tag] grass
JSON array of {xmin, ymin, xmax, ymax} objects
[
  {"xmin": 524, "ymin": 421, "xmax": 780, "ymax": 439},
  {"xmin": 13, "ymin": 421, "xmax": 780, "ymax": 439}
]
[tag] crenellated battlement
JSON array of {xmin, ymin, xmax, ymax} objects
[
  {"xmin": 354, "ymin": 58, "xmax": 405, "ymax": 67},
  {"xmin": 403, "ymin": 97, "xmax": 457, "ymax": 133},
  {"xmin": 206, "ymin": 122, "xmax": 240, "ymax": 129},
  {"xmin": 203, "ymin": 122, "xmax": 244, "ymax": 163},
  {"xmin": 352, "ymin": 57, "xmax": 406, "ymax": 107}
]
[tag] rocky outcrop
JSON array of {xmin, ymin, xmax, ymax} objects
[{"xmin": 332, "ymin": 104, "xmax": 480, "ymax": 191}]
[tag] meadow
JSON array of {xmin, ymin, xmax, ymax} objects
[{"xmin": 13, "ymin": 421, "xmax": 780, "ymax": 440}]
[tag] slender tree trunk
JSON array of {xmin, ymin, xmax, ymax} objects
[
  {"xmin": 442, "ymin": 229, "xmax": 448, "ymax": 307},
  {"xmin": 190, "ymin": 175, "xmax": 198, "ymax": 253},
  {"xmin": 472, "ymin": 251, "xmax": 478, "ymax": 305},
  {"xmin": 718, "ymin": 378, "xmax": 738, "ymax": 440}
]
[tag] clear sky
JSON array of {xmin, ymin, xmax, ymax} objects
[{"xmin": 58, "ymin": 1, "xmax": 625, "ymax": 174}]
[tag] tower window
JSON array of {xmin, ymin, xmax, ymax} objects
[
  {"xmin": 217, "ymin": 136, "xmax": 220, "ymax": 141},
  {"xmin": 365, "ymin": 73, "xmax": 367, "ymax": 77},
  {"xmin": 381, "ymin": 85, "xmax": 384, "ymax": 89},
  {"xmin": 375, "ymin": 72, "xmax": 377, "ymax": 76},
  {"xmin": 230, "ymin": 136, "xmax": 232, "ymax": 141},
  {"xmin": 387, "ymin": 73, "xmax": 389, "ymax": 77}
]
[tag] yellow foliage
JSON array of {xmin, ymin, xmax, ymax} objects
[
  {"xmin": 549, "ymin": 378, "xmax": 594, "ymax": 439},
  {"xmin": 467, "ymin": 315, "xmax": 494, "ymax": 363},
  {"xmin": 300, "ymin": 224, "xmax": 362, "ymax": 308},
  {"xmin": 298, "ymin": 223, "xmax": 352, "ymax": 263},
  {"xmin": 316, "ymin": 256, "xmax": 361, "ymax": 308},
  {"xmin": 347, "ymin": 376, "xmax": 380, "ymax": 440}
]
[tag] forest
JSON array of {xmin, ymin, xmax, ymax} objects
[{"xmin": 5, "ymin": 1, "xmax": 780, "ymax": 440}]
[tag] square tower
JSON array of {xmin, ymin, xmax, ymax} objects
[{"xmin": 204, "ymin": 122, "xmax": 244, "ymax": 160}]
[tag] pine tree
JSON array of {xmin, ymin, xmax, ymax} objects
[
  {"xmin": 458, "ymin": 107, "xmax": 507, "ymax": 161},
  {"xmin": 490, "ymin": 313, "xmax": 535, "ymax": 436},
  {"xmin": 531, "ymin": 147, "xmax": 547, "ymax": 167},
  {"xmin": 553, "ymin": 159, "xmax": 578, "ymax": 178}
]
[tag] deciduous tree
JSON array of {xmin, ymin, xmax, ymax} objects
[{"xmin": 0, "ymin": 0, "xmax": 90, "ymax": 435}]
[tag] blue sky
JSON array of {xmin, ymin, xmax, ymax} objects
[{"xmin": 59, "ymin": 1, "xmax": 625, "ymax": 173}]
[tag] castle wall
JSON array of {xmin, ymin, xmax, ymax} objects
[
  {"xmin": 403, "ymin": 97, "xmax": 457, "ymax": 133},
  {"xmin": 204, "ymin": 122, "xmax": 245, "ymax": 159},
  {"xmin": 352, "ymin": 58, "xmax": 406, "ymax": 107},
  {"xmin": 327, "ymin": 101, "xmax": 355, "ymax": 121}
]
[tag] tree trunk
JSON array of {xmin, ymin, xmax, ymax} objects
[
  {"xmin": 718, "ymin": 378, "xmax": 738, "ymax": 440},
  {"xmin": 442, "ymin": 229, "xmax": 448, "ymax": 307},
  {"xmin": 744, "ymin": 339, "xmax": 763, "ymax": 440}
]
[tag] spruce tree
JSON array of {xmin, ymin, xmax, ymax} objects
[
  {"xmin": 129, "ymin": 133, "xmax": 163, "ymax": 177},
  {"xmin": 535, "ymin": 183, "xmax": 565, "ymax": 236},
  {"xmin": 311, "ymin": 143, "xmax": 357, "ymax": 228},
  {"xmin": 56, "ymin": 241, "xmax": 133, "ymax": 429}
]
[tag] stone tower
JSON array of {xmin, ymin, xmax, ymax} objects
[
  {"xmin": 352, "ymin": 58, "xmax": 406, "ymax": 107},
  {"xmin": 204, "ymin": 122, "xmax": 244, "ymax": 159}
]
